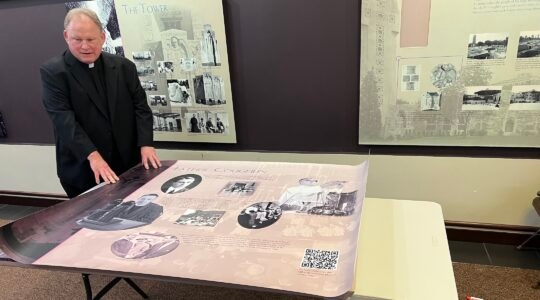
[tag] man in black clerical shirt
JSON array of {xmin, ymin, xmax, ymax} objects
[{"xmin": 41, "ymin": 8, "xmax": 161, "ymax": 198}]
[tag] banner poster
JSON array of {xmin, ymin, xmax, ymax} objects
[
  {"xmin": 360, "ymin": 0, "xmax": 540, "ymax": 147},
  {"xmin": 67, "ymin": 0, "xmax": 237, "ymax": 143},
  {"xmin": 0, "ymin": 160, "xmax": 369, "ymax": 298}
]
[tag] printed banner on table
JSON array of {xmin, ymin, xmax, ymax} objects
[{"xmin": 0, "ymin": 160, "xmax": 368, "ymax": 298}]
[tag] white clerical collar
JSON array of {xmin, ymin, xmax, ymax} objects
[{"xmin": 89, "ymin": 63, "xmax": 95, "ymax": 68}]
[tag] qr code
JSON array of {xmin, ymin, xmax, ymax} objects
[{"xmin": 300, "ymin": 248, "xmax": 339, "ymax": 270}]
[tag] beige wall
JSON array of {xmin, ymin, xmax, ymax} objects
[{"xmin": 0, "ymin": 144, "xmax": 538, "ymax": 226}]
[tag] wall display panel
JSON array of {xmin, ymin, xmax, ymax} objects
[
  {"xmin": 0, "ymin": 0, "xmax": 365, "ymax": 153},
  {"xmin": 359, "ymin": 0, "xmax": 540, "ymax": 147},
  {"xmin": 68, "ymin": 0, "xmax": 237, "ymax": 143}
]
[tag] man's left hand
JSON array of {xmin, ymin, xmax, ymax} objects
[{"xmin": 141, "ymin": 146, "xmax": 161, "ymax": 169}]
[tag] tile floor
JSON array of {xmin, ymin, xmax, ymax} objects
[{"xmin": 449, "ymin": 240, "xmax": 540, "ymax": 270}]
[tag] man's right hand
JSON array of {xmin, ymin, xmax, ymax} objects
[{"xmin": 87, "ymin": 151, "xmax": 119, "ymax": 184}]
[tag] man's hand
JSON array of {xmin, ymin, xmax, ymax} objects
[
  {"xmin": 87, "ymin": 151, "xmax": 119, "ymax": 184},
  {"xmin": 141, "ymin": 146, "xmax": 161, "ymax": 169}
]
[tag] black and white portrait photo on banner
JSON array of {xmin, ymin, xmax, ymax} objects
[
  {"xmin": 76, "ymin": 194, "xmax": 163, "ymax": 231},
  {"xmin": 161, "ymin": 174, "xmax": 202, "ymax": 194}
]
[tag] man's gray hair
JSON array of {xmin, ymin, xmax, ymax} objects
[{"xmin": 64, "ymin": 8, "xmax": 103, "ymax": 31}]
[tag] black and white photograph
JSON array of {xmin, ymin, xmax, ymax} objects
[
  {"xmin": 277, "ymin": 179, "xmax": 356, "ymax": 216},
  {"xmin": 111, "ymin": 232, "xmax": 179, "ymax": 259},
  {"xmin": 401, "ymin": 65, "xmax": 420, "ymax": 91},
  {"xmin": 149, "ymin": 95, "xmax": 167, "ymax": 106},
  {"xmin": 517, "ymin": 30, "xmax": 540, "ymax": 58},
  {"xmin": 136, "ymin": 61, "xmax": 155, "ymax": 76},
  {"xmin": 200, "ymin": 24, "xmax": 221, "ymax": 66},
  {"xmin": 509, "ymin": 85, "xmax": 540, "ymax": 110},
  {"xmin": 431, "ymin": 63, "xmax": 457, "ymax": 88},
  {"xmin": 76, "ymin": 194, "xmax": 163, "ymax": 231},
  {"xmin": 421, "ymin": 91, "xmax": 442, "ymax": 111},
  {"xmin": 132, "ymin": 51, "xmax": 153, "ymax": 60},
  {"xmin": 167, "ymin": 79, "xmax": 192, "ymax": 105},
  {"xmin": 467, "ymin": 33, "xmax": 508, "ymax": 59},
  {"xmin": 174, "ymin": 209, "xmax": 225, "ymax": 227},
  {"xmin": 96, "ymin": 0, "xmax": 237, "ymax": 143},
  {"xmin": 141, "ymin": 80, "xmax": 158, "ymax": 91},
  {"xmin": 278, "ymin": 178, "xmax": 323, "ymax": 213},
  {"xmin": 153, "ymin": 112, "xmax": 182, "ymax": 132},
  {"xmin": 462, "ymin": 86, "xmax": 502, "ymax": 110},
  {"xmin": 219, "ymin": 181, "xmax": 258, "ymax": 196},
  {"xmin": 165, "ymin": 30, "xmax": 194, "ymax": 50},
  {"xmin": 157, "ymin": 61, "xmax": 174, "ymax": 74},
  {"xmin": 185, "ymin": 111, "xmax": 225, "ymax": 134},
  {"xmin": 204, "ymin": 112, "xmax": 228, "ymax": 134},
  {"xmin": 161, "ymin": 174, "xmax": 202, "ymax": 194},
  {"xmin": 214, "ymin": 113, "xmax": 228, "ymax": 134},
  {"xmin": 193, "ymin": 73, "xmax": 226, "ymax": 105},
  {"xmin": 203, "ymin": 116, "xmax": 218, "ymax": 133},
  {"xmin": 307, "ymin": 190, "xmax": 358, "ymax": 217},
  {"xmin": 187, "ymin": 112, "xmax": 203, "ymax": 133},
  {"xmin": 237, "ymin": 202, "xmax": 282, "ymax": 229},
  {"xmin": 66, "ymin": 0, "xmax": 124, "ymax": 56},
  {"xmin": 180, "ymin": 57, "xmax": 197, "ymax": 72}
]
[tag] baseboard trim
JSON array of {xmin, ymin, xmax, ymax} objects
[
  {"xmin": 445, "ymin": 221, "xmax": 540, "ymax": 247},
  {"xmin": 0, "ymin": 190, "xmax": 67, "ymax": 207}
]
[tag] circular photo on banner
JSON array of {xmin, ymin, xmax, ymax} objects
[
  {"xmin": 161, "ymin": 174, "xmax": 202, "ymax": 194},
  {"xmin": 238, "ymin": 202, "xmax": 282, "ymax": 229},
  {"xmin": 111, "ymin": 232, "xmax": 179, "ymax": 259}
]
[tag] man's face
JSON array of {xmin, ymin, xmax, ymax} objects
[
  {"xmin": 172, "ymin": 177, "xmax": 195, "ymax": 189},
  {"xmin": 64, "ymin": 14, "xmax": 105, "ymax": 64},
  {"xmin": 135, "ymin": 194, "xmax": 157, "ymax": 206}
]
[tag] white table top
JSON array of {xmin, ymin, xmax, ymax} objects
[{"xmin": 352, "ymin": 198, "xmax": 458, "ymax": 300}]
